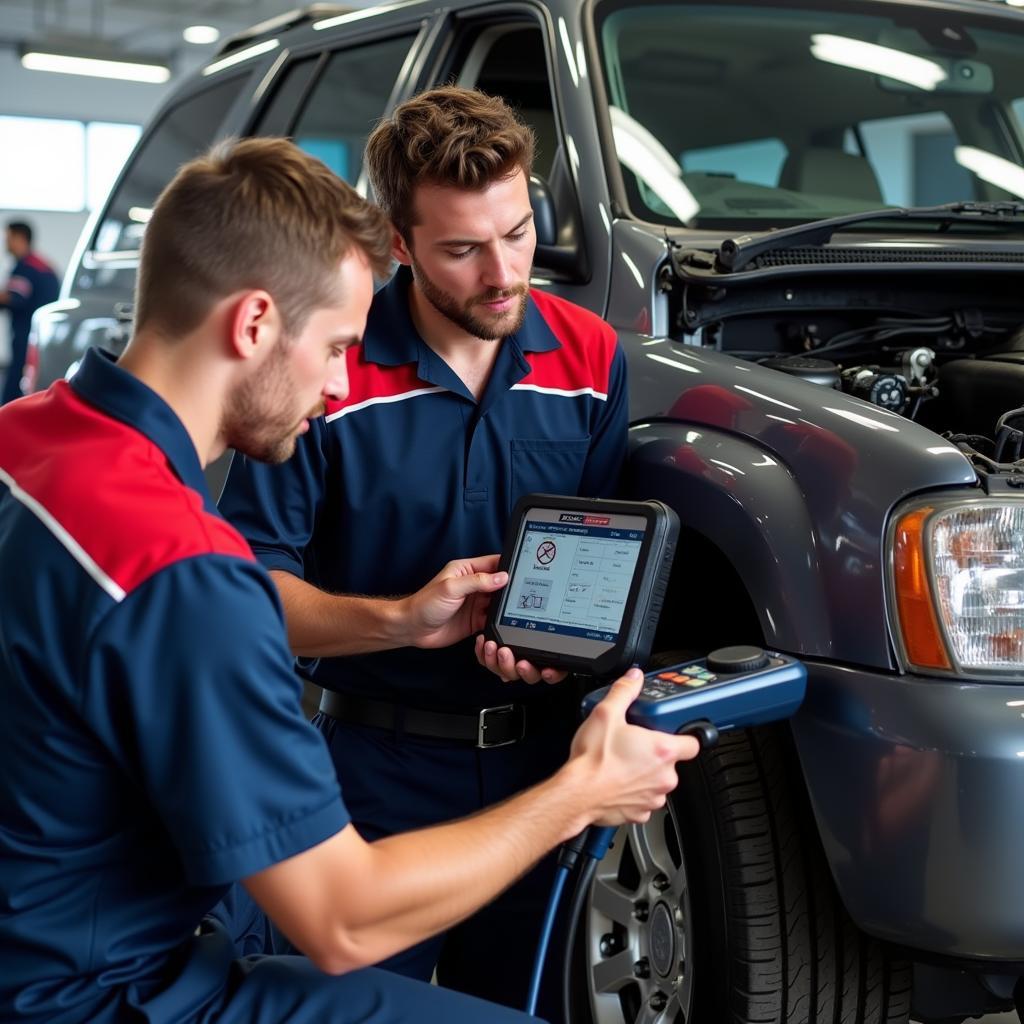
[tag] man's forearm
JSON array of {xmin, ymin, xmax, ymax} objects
[
  {"xmin": 248, "ymin": 759, "xmax": 595, "ymax": 973},
  {"xmin": 343, "ymin": 761, "xmax": 593, "ymax": 958},
  {"xmin": 270, "ymin": 569, "xmax": 410, "ymax": 656},
  {"xmin": 246, "ymin": 672, "xmax": 691, "ymax": 974}
]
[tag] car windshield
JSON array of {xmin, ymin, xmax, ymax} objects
[{"xmin": 595, "ymin": 0, "xmax": 1024, "ymax": 229}]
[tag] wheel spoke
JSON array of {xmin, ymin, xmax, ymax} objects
[
  {"xmin": 590, "ymin": 875, "xmax": 637, "ymax": 928},
  {"xmin": 626, "ymin": 816, "xmax": 675, "ymax": 881},
  {"xmin": 666, "ymin": 991, "xmax": 685, "ymax": 1023},
  {"xmin": 591, "ymin": 948, "xmax": 637, "ymax": 994}
]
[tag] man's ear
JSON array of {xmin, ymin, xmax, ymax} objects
[
  {"xmin": 228, "ymin": 290, "xmax": 280, "ymax": 360},
  {"xmin": 391, "ymin": 228, "xmax": 413, "ymax": 268}
]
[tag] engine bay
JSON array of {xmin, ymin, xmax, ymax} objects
[{"xmin": 668, "ymin": 252, "xmax": 1024, "ymax": 451}]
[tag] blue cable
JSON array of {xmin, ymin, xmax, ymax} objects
[
  {"xmin": 525, "ymin": 862, "xmax": 570, "ymax": 1017},
  {"xmin": 525, "ymin": 826, "xmax": 619, "ymax": 1017},
  {"xmin": 583, "ymin": 825, "xmax": 616, "ymax": 861}
]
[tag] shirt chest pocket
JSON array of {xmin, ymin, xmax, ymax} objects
[{"xmin": 510, "ymin": 437, "xmax": 591, "ymax": 499}]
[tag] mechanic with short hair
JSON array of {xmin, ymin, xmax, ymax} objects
[
  {"xmin": 0, "ymin": 137, "xmax": 698, "ymax": 1024},
  {"xmin": 219, "ymin": 85, "xmax": 629, "ymax": 1015}
]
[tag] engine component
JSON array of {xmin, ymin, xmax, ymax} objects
[
  {"xmin": 900, "ymin": 347, "xmax": 936, "ymax": 388},
  {"xmin": 937, "ymin": 352, "xmax": 1024, "ymax": 438},
  {"xmin": 841, "ymin": 366, "xmax": 910, "ymax": 413}
]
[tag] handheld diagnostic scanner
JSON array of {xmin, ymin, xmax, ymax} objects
[
  {"xmin": 485, "ymin": 494, "xmax": 679, "ymax": 677},
  {"xmin": 582, "ymin": 645, "xmax": 807, "ymax": 748}
]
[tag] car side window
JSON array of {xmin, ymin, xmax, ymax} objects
[
  {"xmin": 76, "ymin": 75, "xmax": 247, "ymax": 295},
  {"xmin": 445, "ymin": 23, "xmax": 586, "ymax": 280},
  {"xmin": 281, "ymin": 36, "xmax": 418, "ymax": 189},
  {"xmin": 463, "ymin": 26, "xmax": 559, "ymax": 181}
]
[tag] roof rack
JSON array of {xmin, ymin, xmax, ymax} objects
[{"xmin": 214, "ymin": 5, "xmax": 355, "ymax": 58}]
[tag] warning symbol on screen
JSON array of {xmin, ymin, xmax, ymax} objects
[{"xmin": 535, "ymin": 540, "xmax": 557, "ymax": 565}]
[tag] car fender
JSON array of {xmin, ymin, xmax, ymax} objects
[
  {"xmin": 627, "ymin": 421, "xmax": 832, "ymax": 656},
  {"xmin": 620, "ymin": 339, "xmax": 978, "ymax": 668}
]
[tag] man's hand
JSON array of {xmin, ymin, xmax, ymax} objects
[
  {"xmin": 569, "ymin": 668, "xmax": 700, "ymax": 827},
  {"xmin": 401, "ymin": 555, "xmax": 508, "ymax": 649},
  {"xmin": 474, "ymin": 635, "xmax": 568, "ymax": 685}
]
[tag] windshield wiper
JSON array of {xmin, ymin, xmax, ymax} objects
[{"xmin": 717, "ymin": 201, "xmax": 1024, "ymax": 272}]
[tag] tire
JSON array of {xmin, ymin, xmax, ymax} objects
[{"xmin": 577, "ymin": 724, "xmax": 912, "ymax": 1024}]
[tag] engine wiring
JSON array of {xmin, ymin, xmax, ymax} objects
[{"xmin": 947, "ymin": 408, "xmax": 1024, "ymax": 481}]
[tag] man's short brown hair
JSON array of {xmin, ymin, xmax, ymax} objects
[
  {"xmin": 135, "ymin": 137, "xmax": 392, "ymax": 339},
  {"xmin": 365, "ymin": 85, "xmax": 535, "ymax": 241}
]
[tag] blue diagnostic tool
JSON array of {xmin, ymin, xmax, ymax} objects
[
  {"xmin": 525, "ymin": 646, "xmax": 808, "ymax": 1017},
  {"xmin": 581, "ymin": 645, "xmax": 807, "ymax": 747}
]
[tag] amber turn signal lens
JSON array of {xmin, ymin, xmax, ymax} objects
[{"xmin": 893, "ymin": 507, "xmax": 951, "ymax": 671}]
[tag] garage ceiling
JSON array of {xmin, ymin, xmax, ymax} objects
[{"xmin": 0, "ymin": 0, "xmax": 371, "ymax": 69}]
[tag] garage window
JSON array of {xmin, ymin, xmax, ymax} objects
[{"xmin": 0, "ymin": 116, "xmax": 140, "ymax": 213}]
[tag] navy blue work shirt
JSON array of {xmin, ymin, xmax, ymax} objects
[
  {"xmin": 220, "ymin": 268, "xmax": 628, "ymax": 712},
  {"xmin": 0, "ymin": 350, "xmax": 349, "ymax": 1023},
  {"xmin": 2, "ymin": 251, "xmax": 59, "ymax": 344}
]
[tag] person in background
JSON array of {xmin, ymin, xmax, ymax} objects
[{"xmin": 0, "ymin": 220, "xmax": 59, "ymax": 404}]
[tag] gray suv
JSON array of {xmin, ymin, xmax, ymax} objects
[{"xmin": 30, "ymin": 2, "xmax": 1024, "ymax": 1021}]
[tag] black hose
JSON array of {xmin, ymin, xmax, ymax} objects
[{"xmin": 562, "ymin": 856, "xmax": 599, "ymax": 1024}]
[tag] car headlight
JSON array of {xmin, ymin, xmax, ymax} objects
[{"xmin": 891, "ymin": 498, "xmax": 1024, "ymax": 675}]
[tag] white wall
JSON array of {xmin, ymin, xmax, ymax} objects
[{"xmin": 0, "ymin": 45, "xmax": 217, "ymax": 366}]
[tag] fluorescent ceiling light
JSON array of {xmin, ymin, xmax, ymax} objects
[
  {"xmin": 954, "ymin": 145, "xmax": 1024, "ymax": 198},
  {"xmin": 128, "ymin": 207, "xmax": 152, "ymax": 224},
  {"xmin": 810, "ymin": 33, "xmax": 947, "ymax": 91},
  {"xmin": 183, "ymin": 25, "xmax": 220, "ymax": 45},
  {"xmin": 21, "ymin": 50, "xmax": 169, "ymax": 83},
  {"xmin": 202, "ymin": 38, "xmax": 278, "ymax": 76}
]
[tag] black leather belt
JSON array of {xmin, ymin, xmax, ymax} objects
[{"xmin": 318, "ymin": 690, "xmax": 528, "ymax": 748}]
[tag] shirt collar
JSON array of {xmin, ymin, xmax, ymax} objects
[
  {"xmin": 362, "ymin": 266, "xmax": 423, "ymax": 366},
  {"xmin": 516, "ymin": 292, "xmax": 562, "ymax": 354},
  {"xmin": 361, "ymin": 266, "xmax": 562, "ymax": 368},
  {"xmin": 71, "ymin": 349, "xmax": 215, "ymax": 511}
]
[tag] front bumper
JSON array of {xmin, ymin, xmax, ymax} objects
[{"xmin": 791, "ymin": 659, "xmax": 1024, "ymax": 962}]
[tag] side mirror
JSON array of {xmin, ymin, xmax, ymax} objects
[
  {"xmin": 529, "ymin": 170, "xmax": 588, "ymax": 280},
  {"xmin": 529, "ymin": 174, "xmax": 558, "ymax": 247}
]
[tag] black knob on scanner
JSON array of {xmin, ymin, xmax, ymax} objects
[
  {"xmin": 706, "ymin": 645, "xmax": 769, "ymax": 674},
  {"xmin": 678, "ymin": 719, "xmax": 719, "ymax": 750}
]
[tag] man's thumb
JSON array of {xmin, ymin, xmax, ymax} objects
[
  {"xmin": 444, "ymin": 570, "xmax": 508, "ymax": 600},
  {"xmin": 597, "ymin": 667, "xmax": 645, "ymax": 714}
]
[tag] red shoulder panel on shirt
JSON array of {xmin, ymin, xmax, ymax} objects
[
  {"xmin": 23, "ymin": 253, "xmax": 54, "ymax": 275},
  {"xmin": 522, "ymin": 289, "xmax": 618, "ymax": 396},
  {"xmin": 324, "ymin": 346, "xmax": 428, "ymax": 418},
  {"xmin": 0, "ymin": 383, "xmax": 253, "ymax": 597}
]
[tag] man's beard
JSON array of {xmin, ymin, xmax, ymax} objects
[
  {"xmin": 222, "ymin": 342, "xmax": 323, "ymax": 465},
  {"xmin": 411, "ymin": 258, "xmax": 528, "ymax": 341}
]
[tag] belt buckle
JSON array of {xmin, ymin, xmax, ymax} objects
[{"xmin": 477, "ymin": 704, "xmax": 524, "ymax": 748}]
